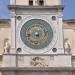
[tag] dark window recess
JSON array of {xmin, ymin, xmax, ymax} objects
[
  {"xmin": 29, "ymin": 0, "xmax": 33, "ymax": 6},
  {"xmin": 39, "ymin": 0, "xmax": 44, "ymax": 6}
]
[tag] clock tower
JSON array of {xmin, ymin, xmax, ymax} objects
[
  {"xmin": 2, "ymin": 0, "xmax": 72, "ymax": 74},
  {"xmin": 9, "ymin": 0, "xmax": 64, "ymax": 54}
]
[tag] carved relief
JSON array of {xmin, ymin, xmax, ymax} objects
[
  {"xmin": 64, "ymin": 38, "xmax": 71, "ymax": 54},
  {"xmin": 4, "ymin": 38, "xmax": 11, "ymax": 53},
  {"xmin": 30, "ymin": 56, "xmax": 48, "ymax": 67}
]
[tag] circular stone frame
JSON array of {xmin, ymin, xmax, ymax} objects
[{"xmin": 16, "ymin": 16, "xmax": 58, "ymax": 54}]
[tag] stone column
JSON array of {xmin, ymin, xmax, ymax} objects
[
  {"xmin": 10, "ymin": 12, "xmax": 16, "ymax": 53},
  {"xmin": 57, "ymin": 10, "xmax": 64, "ymax": 53}
]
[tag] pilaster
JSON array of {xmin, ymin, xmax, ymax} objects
[
  {"xmin": 11, "ymin": 12, "xmax": 16, "ymax": 53},
  {"xmin": 57, "ymin": 10, "xmax": 64, "ymax": 53}
]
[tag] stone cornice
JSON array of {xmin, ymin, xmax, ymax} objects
[
  {"xmin": 0, "ymin": 67, "xmax": 75, "ymax": 71},
  {"xmin": 63, "ymin": 19, "xmax": 75, "ymax": 23},
  {"xmin": 63, "ymin": 19, "xmax": 75, "ymax": 28},
  {"xmin": 2, "ymin": 53, "xmax": 72, "ymax": 56},
  {"xmin": 0, "ymin": 19, "xmax": 10, "ymax": 27},
  {"xmin": 8, "ymin": 5, "xmax": 64, "ymax": 10},
  {"xmin": 0, "ymin": 19, "xmax": 10, "ymax": 24},
  {"xmin": 0, "ymin": 19, "xmax": 10, "ymax": 22}
]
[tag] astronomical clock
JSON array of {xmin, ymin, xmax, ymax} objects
[
  {"xmin": 2, "ymin": 0, "xmax": 72, "ymax": 72},
  {"xmin": 20, "ymin": 19, "xmax": 53, "ymax": 49},
  {"xmin": 16, "ymin": 15, "xmax": 63, "ymax": 54}
]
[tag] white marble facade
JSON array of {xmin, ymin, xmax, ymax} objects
[{"xmin": 1, "ymin": 1, "xmax": 74, "ymax": 75}]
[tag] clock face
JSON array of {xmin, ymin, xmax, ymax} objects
[{"xmin": 20, "ymin": 19, "xmax": 53, "ymax": 49}]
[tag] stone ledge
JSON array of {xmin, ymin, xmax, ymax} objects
[
  {"xmin": 0, "ymin": 19, "xmax": 10, "ymax": 24},
  {"xmin": 0, "ymin": 67, "xmax": 74, "ymax": 71},
  {"xmin": 3, "ymin": 53, "xmax": 72, "ymax": 56},
  {"xmin": 8, "ymin": 5, "xmax": 64, "ymax": 10}
]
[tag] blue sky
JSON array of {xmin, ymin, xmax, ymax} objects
[{"xmin": 0, "ymin": 0, "xmax": 75, "ymax": 20}]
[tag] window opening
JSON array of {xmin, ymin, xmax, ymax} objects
[{"xmin": 29, "ymin": 0, "xmax": 33, "ymax": 6}]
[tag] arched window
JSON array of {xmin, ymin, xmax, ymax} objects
[
  {"xmin": 29, "ymin": 0, "xmax": 33, "ymax": 6},
  {"xmin": 39, "ymin": 0, "xmax": 44, "ymax": 6}
]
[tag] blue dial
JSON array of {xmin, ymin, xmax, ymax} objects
[{"xmin": 20, "ymin": 19, "xmax": 53, "ymax": 49}]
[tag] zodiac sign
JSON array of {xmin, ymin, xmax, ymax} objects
[{"xmin": 30, "ymin": 57, "xmax": 48, "ymax": 67}]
